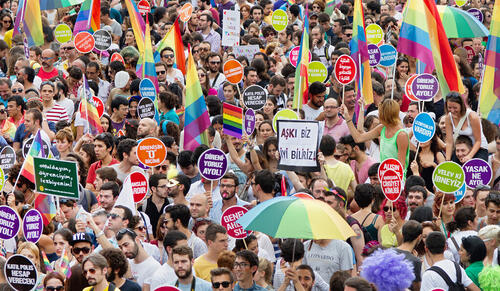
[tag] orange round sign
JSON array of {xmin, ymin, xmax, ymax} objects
[
  {"xmin": 74, "ymin": 31, "xmax": 95, "ymax": 54},
  {"xmin": 136, "ymin": 137, "xmax": 167, "ymax": 167},
  {"xmin": 223, "ymin": 60, "xmax": 244, "ymax": 84},
  {"xmin": 179, "ymin": 3, "xmax": 193, "ymax": 22}
]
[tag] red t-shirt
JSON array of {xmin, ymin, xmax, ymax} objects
[
  {"xmin": 37, "ymin": 67, "xmax": 60, "ymax": 81},
  {"xmin": 86, "ymin": 158, "xmax": 119, "ymax": 186}
]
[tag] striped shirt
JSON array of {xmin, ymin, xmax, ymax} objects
[{"xmin": 44, "ymin": 103, "xmax": 69, "ymax": 123}]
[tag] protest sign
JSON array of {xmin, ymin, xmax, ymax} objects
[
  {"xmin": 308, "ymin": 61, "xmax": 328, "ymax": 83},
  {"xmin": 365, "ymin": 24, "xmax": 384, "ymax": 44},
  {"xmin": 137, "ymin": 138, "xmax": 167, "ymax": 167},
  {"xmin": 0, "ymin": 205, "xmax": 20, "ymax": 240},
  {"xmin": 23, "ymin": 137, "xmax": 50, "ymax": 158},
  {"xmin": 74, "ymin": 31, "xmax": 95, "ymax": 54},
  {"xmin": 139, "ymin": 78, "xmax": 156, "ymax": 100},
  {"xmin": 155, "ymin": 286, "xmax": 181, "ymax": 291},
  {"xmin": 379, "ymin": 44, "xmax": 397, "ymax": 67},
  {"xmin": 4, "ymin": 255, "xmax": 38, "ymax": 291},
  {"xmin": 272, "ymin": 9, "xmax": 288, "ymax": 32},
  {"xmin": 468, "ymin": 8, "xmax": 483, "ymax": 23},
  {"xmin": 223, "ymin": 103, "xmax": 243, "ymax": 139},
  {"xmin": 110, "ymin": 52, "xmax": 125, "ymax": 65},
  {"xmin": 412, "ymin": 74, "xmax": 439, "ymax": 101},
  {"xmin": 367, "ymin": 44, "xmax": 381, "ymax": 67},
  {"xmin": 34, "ymin": 157, "xmax": 79, "ymax": 199},
  {"xmin": 233, "ymin": 45, "xmax": 260, "ymax": 62},
  {"xmin": 464, "ymin": 45, "xmax": 475, "ymax": 63},
  {"xmin": 0, "ymin": 146, "xmax": 15, "ymax": 173},
  {"xmin": 455, "ymin": 0, "xmax": 467, "ymax": 7},
  {"xmin": 244, "ymin": 109, "xmax": 256, "ymax": 136},
  {"xmin": 413, "ymin": 113, "xmax": 436, "ymax": 143},
  {"xmin": 138, "ymin": 0, "xmax": 150, "ymax": 14},
  {"xmin": 454, "ymin": 183, "xmax": 467, "ymax": 203},
  {"xmin": 198, "ymin": 149, "xmax": 228, "ymax": 181},
  {"xmin": 273, "ymin": 109, "xmax": 299, "ymax": 132},
  {"xmin": 432, "ymin": 161, "xmax": 465, "ymax": 193},
  {"xmin": 22, "ymin": 209, "xmax": 43, "ymax": 244},
  {"xmin": 93, "ymin": 29, "xmax": 112, "ymax": 51},
  {"xmin": 222, "ymin": 10, "xmax": 240, "ymax": 46},
  {"xmin": 289, "ymin": 46, "xmax": 312, "ymax": 67},
  {"xmin": 221, "ymin": 206, "xmax": 251, "ymax": 239},
  {"xmin": 54, "ymin": 24, "xmax": 72, "ymax": 43},
  {"xmin": 223, "ymin": 60, "xmax": 244, "ymax": 84},
  {"xmin": 78, "ymin": 96, "xmax": 105, "ymax": 118},
  {"xmin": 405, "ymin": 74, "xmax": 419, "ymax": 102},
  {"xmin": 179, "ymin": 3, "xmax": 193, "ymax": 22},
  {"xmin": 138, "ymin": 97, "xmax": 156, "ymax": 120},
  {"xmin": 380, "ymin": 169, "xmax": 403, "ymax": 201},
  {"xmin": 378, "ymin": 158, "xmax": 404, "ymax": 182},
  {"xmin": 128, "ymin": 171, "xmax": 148, "ymax": 203},
  {"xmin": 243, "ymin": 85, "xmax": 267, "ymax": 110},
  {"xmin": 462, "ymin": 159, "xmax": 492, "ymax": 188},
  {"xmin": 334, "ymin": 55, "xmax": 356, "ymax": 85},
  {"xmin": 277, "ymin": 120, "xmax": 320, "ymax": 172}
]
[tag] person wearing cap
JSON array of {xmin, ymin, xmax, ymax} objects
[{"xmin": 66, "ymin": 233, "xmax": 95, "ymax": 291}]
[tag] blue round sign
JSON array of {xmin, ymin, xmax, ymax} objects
[
  {"xmin": 139, "ymin": 78, "xmax": 156, "ymax": 100},
  {"xmin": 413, "ymin": 112, "xmax": 436, "ymax": 143},
  {"xmin": 454, "ymin": 183, "xmax": 466, "ymax": 203},
  {"xmin": 379, "ymin": 44, "xmax": 397, "ymax": 67}
]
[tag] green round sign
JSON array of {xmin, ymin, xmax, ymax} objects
[
  {"xmin": 308, "ymin": 61, "xmax": 328, "ymax": 84},
  {"xmin": 272, "ymin": 109, "xmax": 298, "ymax": 132},
  {"xmin": 271, "ymin": 9, "xmax": 288, "ymax": 32},
  {"xmin": 365, "ymin": 24, "xmax": 384, "ymax": 45},
  {"xmin": 432, "ymin": 161, "xmax": 465, "ymax": 193},
  {"xmin": 54, "ymin": 24, "xmax": 73, "ymax": 44}
]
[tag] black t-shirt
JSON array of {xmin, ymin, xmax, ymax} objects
[
  {"xmin": 118, "ymin": 279, "xmax": 142, "ymax": 291},
  {"xmin": 394, "ymin": 249, "xmax": 422, "ymax": 284}
]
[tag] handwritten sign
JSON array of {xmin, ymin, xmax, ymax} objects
[
  {"xmin": 222, "ymin": 10, "xmax": 240, "ymax": 46},
  {"xmin": 34, "ymin": 157, "xmax": 79, "ymax": 199},
  {"xmin": 233, "ymin": 45, "xmax": 260, "ymax": 62}
]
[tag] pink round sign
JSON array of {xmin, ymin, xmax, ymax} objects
[
  {"xmin": 221, "ymin": 206, "xmax": 251, "ymax": 239},
  {"xmin": 289, "ymin": 46, "xmax": 312, "ymax": 67}
]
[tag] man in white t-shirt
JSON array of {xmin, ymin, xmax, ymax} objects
[{"xmin": 302, "ymin": 82, "xmax": 325, "ymax": 121}]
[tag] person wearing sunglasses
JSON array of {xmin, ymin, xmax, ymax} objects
[
  {"xmin": 82, "ymin": 253, "xmax": 116, "ymax": 291},
  {"xmin": 210, "ymin": 267, "xmax": 234, "ymax": 291},
  {"xmin": 65, "ymin": 233, "xmax": 94, "ymax": 290},
  {"xmin": 160, "ymin": 47, "xmax": 185, "ymax": 85},
  {"xmin": 43, "ymin": 272, "xmax": 66, "ymax": 291}
]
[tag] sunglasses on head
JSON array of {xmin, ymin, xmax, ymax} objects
[
  {"xmin": 212, "ymin": 281, "xmax": 231, "ymax": 289},
  {"xmin": 46, "ymin": 287, "xmax": 64, "ymax": 291},
  {"xmin": 72, "ymin": 247, "xmax": 91, "ymax": 254}
]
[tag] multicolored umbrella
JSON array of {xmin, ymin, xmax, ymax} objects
[
  {"xmin": 436, "ymin": 5, "xmax": 489, "ymax": 38},
  {"xmin": 236, "ymin": 196, "xmax": 356, "ymax": 240}
]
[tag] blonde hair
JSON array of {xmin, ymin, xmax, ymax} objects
[
  {"xmin": 379, "ymin": 99, "xmax": 401, "ymax": 126},
  {"xmin": 478, "ymin": 225, "xmax": 500, "ymax": 242},
  {"xmin": 17, "ymin": 242, "xmax": 40, "ymax": 269},
  {"xmin": 258, "ymin": 258, "xmax": 273, "ymax": 285},
  {"xmin": 55, "ymin": 127, "xmax": 74, "ymax": 143}
]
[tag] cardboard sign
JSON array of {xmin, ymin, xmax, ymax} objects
[
  {"xmin": 277, "ymin": 120, "xmax": 320, "ymax": 172},
  {"xmin": 223, "ymin": 103, "xmax": 243, "ymax": 139},
  {"xmin": 379, "ymin": 44, "xmax": 398, "ymax": 67},
  {"xmin": 74, "ymin": 31, "xmax": 95, "ymax": 54},
  {"xmin": 222, "ymin": 10, "xmax": 240, "ymax": 46},
  {"xmin": 223, "ymin": 59, "xmax": 244, "ymax": 84},
  {"xmin": 242, "ymin": 85, "xmax": 267, "ymax": 110},
  {"xmin": 0, "ymin": 146, "xmax": 15, "ymax": 172},
  {"xmin": 365, "ymin": 24, "xmax": 384, "ymax": 44},
  {"xmin": 289, "ymin": 46, "xmax": 312, "ymax": 67},
  {"xmin": 93, "ymin": 29, "xmax": 112, "ymax": 51},
  {"xmin": 23, "ymin": 137, "xmax": 51, "ymax": 159},
  {"xmin": 464, "ymin": 45, "xmax": 475, "ymax": 63},
  {"xmin": 380, "ymin": 169, "xmax": 403, "ymax": 201},
  {"xmin": 138, "ymin": 0, "xmax": 150, "ymax": 15},
  {"xmin": 79, "ymin": 96, "xmax": 104, "ymax": 118},
  {"xmin": 34, "ymin": 157, "xmax": 79, "ymax": 199},
  {"xmin": 138, "ymin": 97, "xmax": 155, "ymax": 120},
  {"xmin": 367, "ymin": 44, "xmax": 381, "ymax": 67},
  {"xmin": 22, "ymin": 209, "xmax": 43, "ymax": 243},
  {"xmin": 139, "ymin": 78, "xmax": 156, "ymax": 100},
  {"xmin": 412, "ymin": 73, "xmax": 439, "ymax": 101},
  {"xmin": 110, "ymin": 52, "xmax": 125, "ymax": 65},
  {"xmin": 413, "ymin": 113, "xmax": 436, "ymax": 143},
  {"xmin": 179, "ymin": 3, "xmax": 193, "ymax": 22},
  {"xmin": 272, "ymin": 109, "xmax": 299, "ymax": 132},
  {"xmin": 462, "ymin": 158, "xmax": 492, "ymax": 188},
  {"xmin": 432, "ymin": 161, "xmax": 465, "ymax": 193},
  {"xmin": 308, "ymin": 61, "xmax": 328, "ymax": 83},
  {"xmin": 5, "ymin": 255, "xmax": 38, "ymax": 291},
  {"xmin": 54, "ymin": 24, "xmax": 72, "ymax": 43},
  {"xmin": 378, "ymin": 158, "xmax": 404, "ymax": 182},
  {"xmin": 198, "ymin": 149, "xmax": 228, "ymax": 181},
  {"xmin": 128, "ymin": 171, "xmax": 148, "ymax": 203},
  {"xmin": 468, "ymin": 8, "xmax": 483, "ymax": 23},
  {"xmin": 334, "ymin": 55, "xmax": 356, "ymax": 85},
  {"xmin": 272, "ymin": 9, "xmax": 288, "ymax": 32},
  {"xmin": 233, "ymin": 45, "xmax": 260, "ymax": 62},
  {"xmin": 244, "ymin": 108, "xmax": 256, "ymax": 136},
  {"xmin": 0, "ymin": 205, "xmax": 20, "ymax": 240},
  {"xmin": 221, "ymin": 206, "xmax": 251, "ymax": 239},
  {"xmin": 454, "ymin": 183, "xmax": 467, "ymax": 203},
  {"xmin": 137, "ymin": 138, "xmax": 167, "ymax": 167},
  {"xmin": 405, "ymin": 74, "xmax": 419, "ymax": 102}
]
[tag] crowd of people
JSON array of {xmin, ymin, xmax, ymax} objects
[{"xmin": 0, "ymin": 0, "xmax": 499, "ymax": 291}]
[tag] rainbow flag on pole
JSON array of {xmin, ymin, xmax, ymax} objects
[
  {"xmin": 293, "ymin": 7, "xmax": 309, "ymax": 110},
  {"xmin": 79, "ymin": 75, "xmax": 103, "ymax": 135},
  {"xmin": 41, "ymin": 251, "xmax": 54, "ymax": 272},
  {"xmin": 479, "ymin": 1, "xmax": 500, "ymax": 125},
  {"xmin": 137, "ymin": 15, "xmax": 159, "ymax": 89},
  {"xmin": 397, "ymin": 0, "xmax": 464, "ymax": 96},
  {"xmin": 223, "ymin": 103, "xmax": 243, "ymax": 138},
  {"xmin": 183, "ymin": 48, "xmax": 211, "ymax": 151},
  {"xmin": 350, "ymin": 0, "xmax": 373, "ymax": 113},
  {"xmin": 19, "ymin": 130, "xmax": 46, "ymax": 183},
  {"xmin": 13, "ymin": 0, "xmax": 44, "ymax": 47},
  {"xmin": 124, "ymin": 0, "xmax": 146, "ymax": 54},
  {"xmin": 34, "ymin": 193, "xmax": 57, "ymax": 226},
  {"xmin": 59, "ymin": 248, "xmax": 72, "ymax": 278},
  {"xmin": 155, "ymin": 18, "xmax": 186, "ymax": 74},
  {"xmin": 73, "ymin": 0, "xmax": 100, "ymax": 35}
]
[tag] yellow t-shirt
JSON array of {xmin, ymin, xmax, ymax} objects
[
  {"xmin": 194, "ymin": 254, "xmax": 218, "ymax": 281},
  {"xmin": 380, "ymin": 224, "xmax": 398, "ymax": 248},
  {"xmin": 83, "ymin": 284, "xmax": 120, "ymax": 291},
  {"xmin": 324, "ymin": 162, "xmax": 355, "ymax": 193}
]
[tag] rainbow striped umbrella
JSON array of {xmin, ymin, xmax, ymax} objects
[
  {"xmin": 437, "ymin": 5, "xmax": 489, "ymax": 38},
  {"xmin": 237, "ymin": 196, "xmax": 356, "ymax": 240}
]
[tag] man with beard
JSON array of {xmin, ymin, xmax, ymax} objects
[
  {"xmin": 37, "ymin": 49, "xmax": 64, "ymax": 81},
  {"xmin": 66, "ymin": 233, "xmax": 95, "ymax": 291},
  {"xmin": 207, "ymin": 53, "xmax": 226, "ymax": 89},
  {"xmin": 243, "ymin": 67, "xmax": 258, "ymax": 90},
  {"xmin": 144, "ymin": 174, "xmax": 170, "ymax": 232},
  {"xmin": 194, "ymin": 224, "xmax": 229, "ymax": 281},
  {"xmin": 198, "ymin": 14, "xmax": 220, "ymax": 53},
  {"xmin": 405, "ymin": 186, "xmax": 427, "ymax": 219},
  {"xmin": 136, "ymin": 118, "xmax": 157, "ymax": 139},
  {"xmin": 155, "ymin": 62, "xmax": 168, "ymax": 84},
  {"xmin": 198, "ymin": 41, "xmax": 212, "ymax": 67},
  {"xmin": 99, "ymin": 182, "xmax": 119, "ymax": 213},
  {"xmin": 342, "ymin": 85, "xmax": 356, "ymax": 123},
  {"xmin": 167, "ymin": 175, "xmax": 191, "ymax": 206},
  {"xmin": 160, "ymin": 47, "xmax": 185, "ymax": 85},
  {"xmin": 110, "ymin": 139, "xmax": 143, "ymax": 182},
  {"xmin": 82, "ymin": 253, "xmax": 116, "ymax": 291},
  {"xmin": 339, "ymin": 135, "xmax": 377, "ymax": 185},
  {"xmin": 322, "ymin": 98, "xmax": 350, "ymax": 143},
  {"xmin": 171, "ymin": 245, "xmax": 212, "ymax": 291},
  {"xmin": 303, "ymin": 82, "xmax": 326, "ymax": 120},
  {"xmin": 100, "ymin": 248, "xmax": 141, "ymax": 291},
  {"xmin": 116, "ymin": 228, "xmax": 161, "ymax": 289},
  {"xmin": 209, "ymin": 173, "xmax": 249, "ymax": 223}
]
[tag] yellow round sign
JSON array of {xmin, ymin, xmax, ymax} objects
[
  {"xmin": 455, "ymin": 0, "xmax": 468, "ymax": 7},
  {"xmin": 54, "ymin": 24, "xmax": 73, "ymax": 44},
  {"xmin": 272, "ymin": 9, "xmax": 288, "ymax": 32},
  {"xmin": 365, "ymin": 24, "xmax": 384, "ymax": 45}
]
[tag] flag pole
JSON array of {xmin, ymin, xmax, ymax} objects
[
  {"xmin": 12, "ymin": 129, "xmax": 40, "ymax": 191},
  {"xmin": 476, "ymin": 55, "xmax": 487, "ymax": 115},
  {"xmin": 390, "ymin": 61, "xmax": 397, "ymax": 100}
]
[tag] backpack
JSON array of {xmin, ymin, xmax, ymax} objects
[{"xmin": 428, "ymin": 262, "xmax": 466, "ymax": 291}]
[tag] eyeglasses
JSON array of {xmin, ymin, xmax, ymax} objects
[
  {"xmin": 72, "ymin": 247, "xmax": 91, "ymax": 255},
  {"xmin": 198, "ymin": 73, "xmax": 206, "ymax": 77},
  {"xmin": 212, "ymin": 281, "xmax": 231, "ymax": 289},
  {"xmin": 46, "ymin": 286, "xmax": 64, "ymax": 291},
  {"xmin": 135, "ymin": 226, "xmax": 146, "ymax": 231},
  {"xmin": 193, "ymin": 49, "xmax": 199, "ymax": 53},
  {"xmin": 3, "ymin": 20, "xmax": 11, "ymax": 24},
  {"xmin": 83, "ymin": 268, "xmax": 97, "ymax": 277},
  {"xmin": 117, "ymin": 228, "xmax": 136, "ymax": 237},
  {"xmin": 163, "ymin": 54, "xmax": 175, "ymax": 59},
  {"xmin": 108, "ymin": 213, "xmax": 122, "ymax": 220},
  {"xmin": 12, "ymin": 88, "xmax": 23, "ymax": 93},
  {"xmin": 383, "ymin": 206, "xmax": 392, "ymax": 212},
  {"xmin": 62, "ymin": 47, "xmax": 75, "ymax": 50},
  {"xmin": 209, "ymin": 61, "xmax": 221, "ymax": 65},
  {"xmin": 199, "ymin": 48, "xmax": 209, "ymax": 52},
  {"xmin": 233, "ymin": 262, "xmax": 250, "ymax": 269},
  {"xmin": 155, "ymin": 165, "xmax": 168, "ymax": 170},
  {"xmin": 156, "ymin": 70, "xmax": 166, "ymax": 75},
  {"xmin": 345, "ymin": 33, "xmax": 352, "ymax": 37}
]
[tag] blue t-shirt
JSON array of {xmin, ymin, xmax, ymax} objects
[
  {"xmin": 171, "ymin": 277, "xmax": 212, "ymax": 291},
  {"xmin": 234, "ymin": 281, "xmax": 267, "ymax": 291}
]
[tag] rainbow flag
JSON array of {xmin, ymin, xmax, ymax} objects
[
  {"xmin": 350, "ymin": 0, "xmax": 373, "ymax": 113},
  {"xmin": 40, "ymin": 0, "xmax": 84, "ymax": 10},
  {"xmin": 19, "ymin": 130, "xmax": 46, "ymax": 183},
  {"xmin": 124, "ymin": 0, "xmax": 146, "ymax": 54},
  {"xmin": 73, "ymin": 0, "xmax": 100, "ymax": 35},
  {"xmin": 137, "ymin": 15, "xmax": 159, "ymax": 90},
  {"xmin": 293, "ymin": 7, "xmax": 309, "ymax": 110},
  {"xmin": 398, "ymin": 0, "xmax": 464, "ymax": 96},
  {"xmin": 183, "ymin": 47, "xmax": 211, "ymax": 151},
  {"xmin": 155, "ymin": 18, "xmax": 186, "ymax": 74},
  {"xmin": 59, "ymin": 248, "xmax": 72, "ymax": 278},
  {"xmin": 479, "ymin": 1, "xmax": 500, "ymax": 125},
  {"xmin": 325, "ymin": 0, "xmax": 342, "ymax": 15},
  {"xmin": 34, "ymin": 194, "xmax": 56, "ymax": 226},
  {"xmin": 223, "ymin": 103, "xmax": 243, "ymax": 138},
  {"xmin": 79, "ymin": 76, "xmax": 103, "ymax": 135},
  {"xmin": 13, "ymin": 0, "xmax": 44, "ymax": 47},
  {"xmin": 287, "ymin": 0, "xmax": 294, "ymax": 5},
  {"xmin": 41, "ymin": 251, "xmax": 54, "ymax": 273}
]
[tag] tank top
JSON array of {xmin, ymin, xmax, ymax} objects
[
  {"xmin": 449, "ymin": 111, "xmax": 488, "ymax": 149},
  {"xmin": 380, "ymin": 126, "xmax": 410, "ymax": 176}
]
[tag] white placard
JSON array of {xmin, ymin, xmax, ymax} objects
[
  {"xmin": 222, "ymin": 10, "xmax": 240, "ymax": 46},
  {"xmin": 277, "ymin": 120, "xmax": 320, "ymax": 172}
]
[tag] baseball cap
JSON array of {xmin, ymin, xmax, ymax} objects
[{"xmin": 70, "ymin": 233, "xmax": 92, "ymax": 246}]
